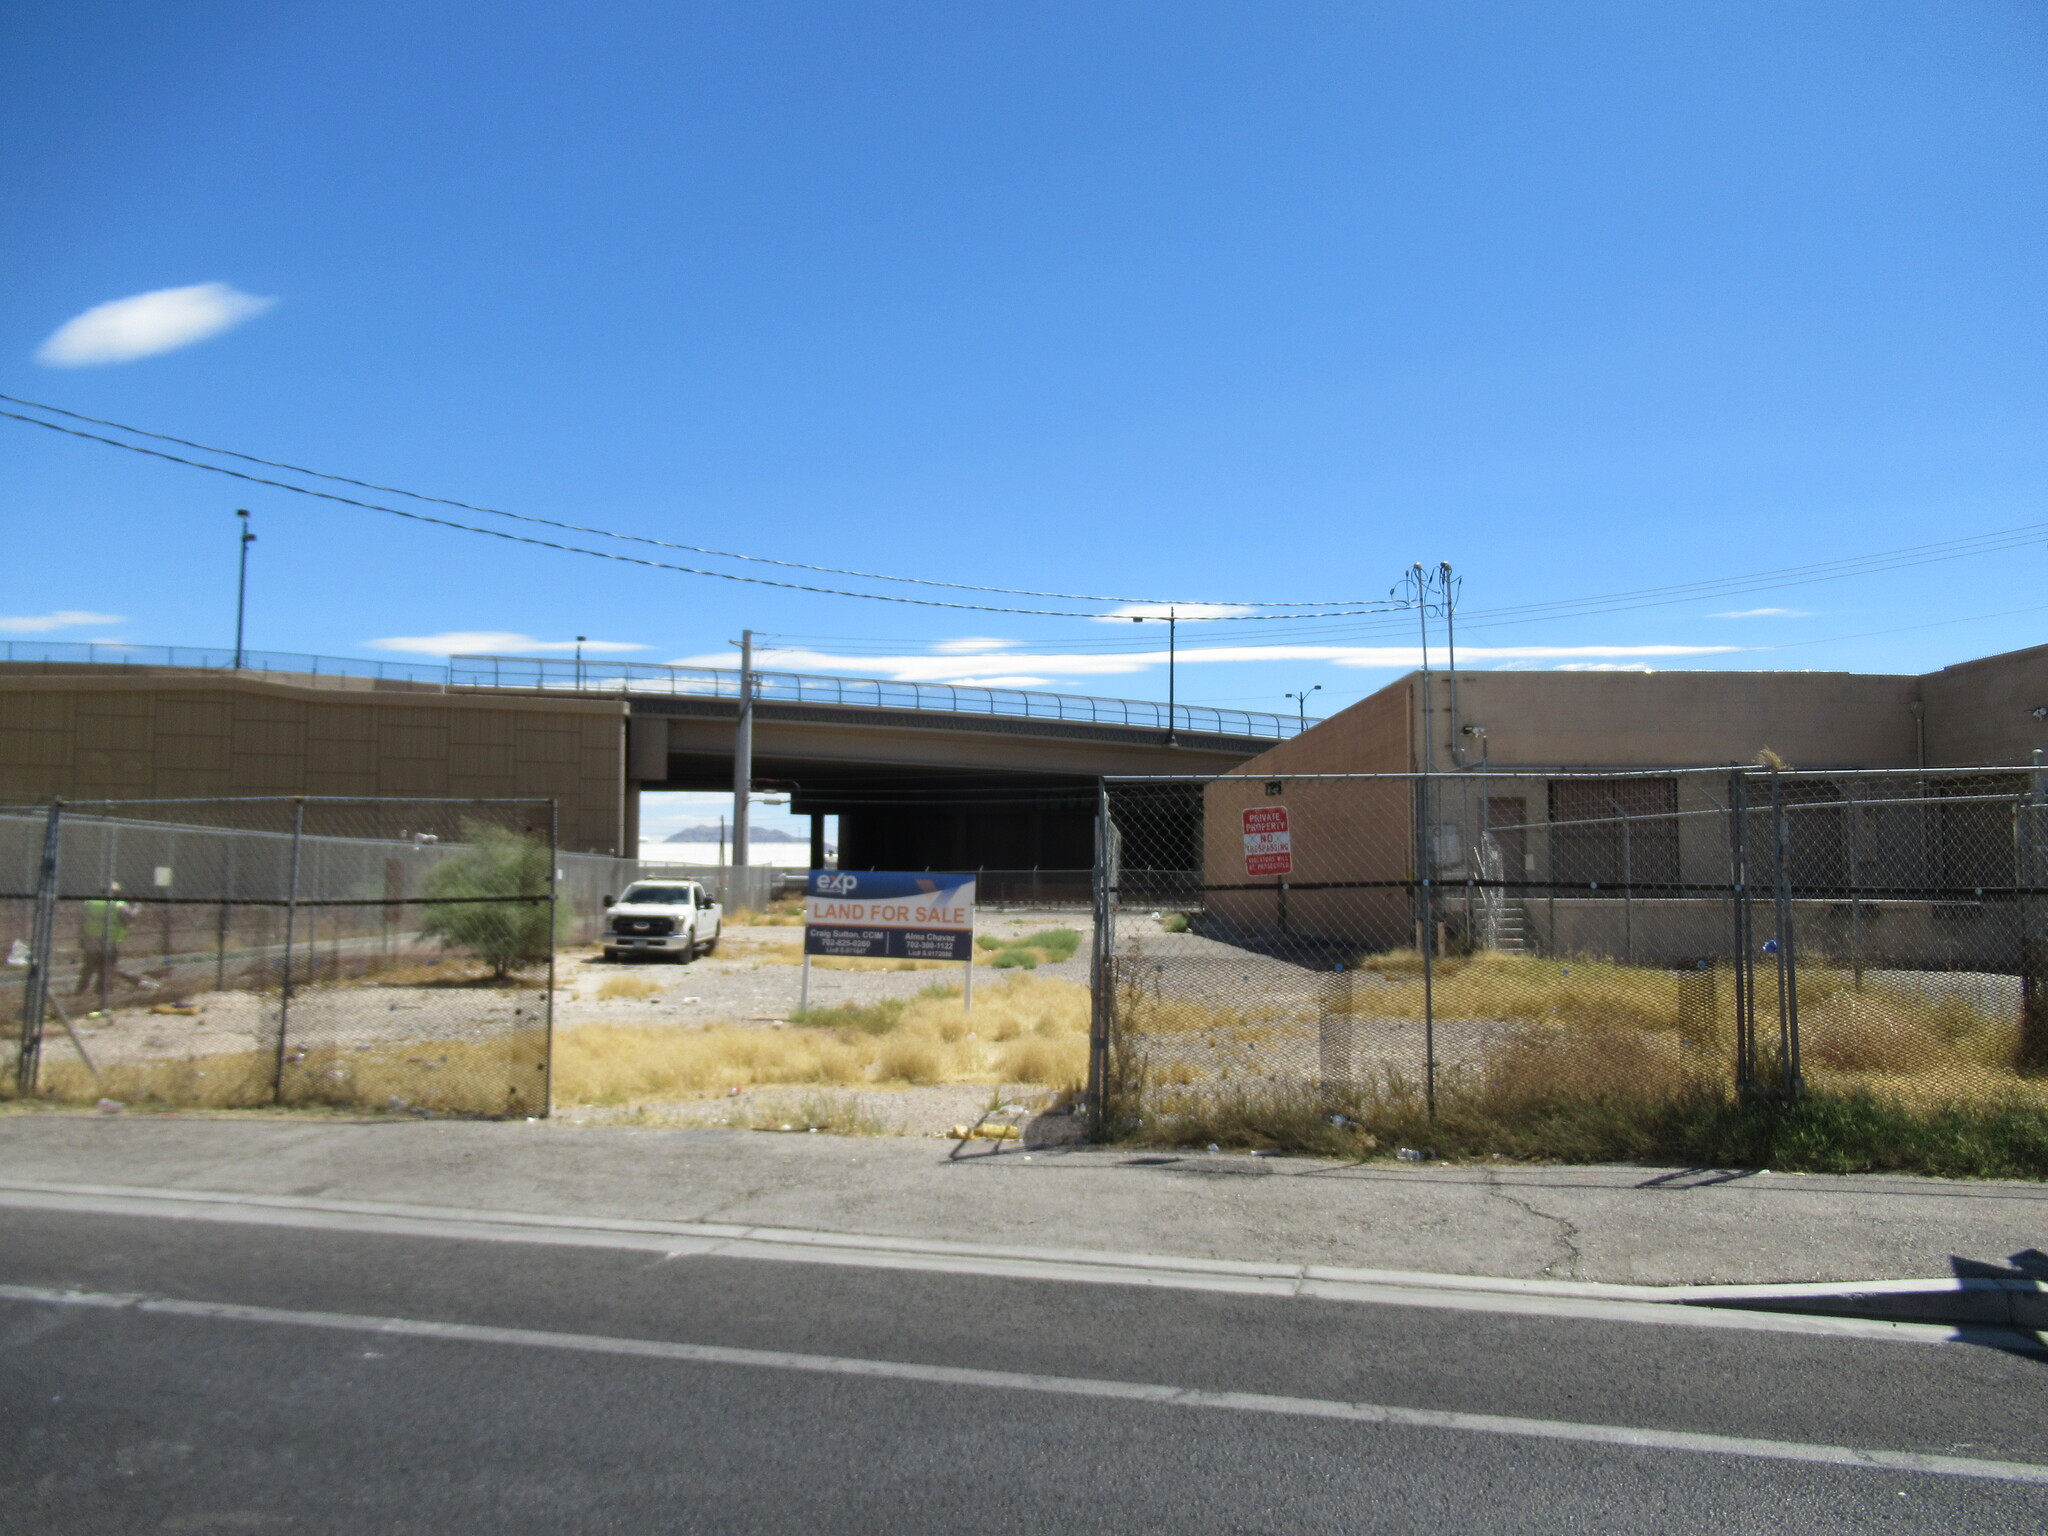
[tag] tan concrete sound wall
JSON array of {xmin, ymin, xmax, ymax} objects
[{"xmin": 0, "ymin": 671, "xmax": 628, "ymax": 853}]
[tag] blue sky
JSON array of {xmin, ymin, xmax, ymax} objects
[{"xmin": 4, "ymin": 0, "xmax": 2046, "ymax": 735}]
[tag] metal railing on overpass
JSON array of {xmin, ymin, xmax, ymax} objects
[
  {"xmin": 447, "ymin": 654, "xmax": 1311, "ymax": 740},
  {"xmin": 1, "ymin": 640, "xmax": 1316, "ymax": 741}
]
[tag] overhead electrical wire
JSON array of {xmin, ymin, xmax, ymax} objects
[
  {"xmin": 0, "ymin": 393, "xmax": 1372, "ymax": 610},
  {"xmin": 6, "ymin": 393, "xmax": 2041, "ymax": 637},
  {"xmin": 0, "ymin": 407, "xmax": 1396, "ymax": 621}
]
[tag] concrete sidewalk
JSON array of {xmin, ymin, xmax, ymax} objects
[{"xmin": 0, "ymin": 1111, "xmax": 2041, "ymax": 1288}]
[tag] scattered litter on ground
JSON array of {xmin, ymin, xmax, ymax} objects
[{"xmin": 95, "ymin": 1098, "xmax": 123, "ymax": 1114}]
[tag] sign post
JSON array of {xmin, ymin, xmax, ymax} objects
[{"xmin": 802, "ymin": 870, "xmax": 978, "ymax": 1014}]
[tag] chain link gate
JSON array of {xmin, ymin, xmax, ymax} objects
[
  {"xmin": 1088, "ymin": 765, "xmax": 2048, "ymax": 1140},
  {"xmin": 6, "ymin": 797, "xmax": 563, "ymax": 1116}
]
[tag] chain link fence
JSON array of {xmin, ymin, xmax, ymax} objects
[
  {"xmin": 1, "ymin": 797, "xmax": 613, "ymax": 1117},
  {"xmin": 1090, "ymin": 767, "xmax": 2048, "ymax": 1139}
]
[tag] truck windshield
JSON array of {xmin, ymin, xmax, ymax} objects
[{"xmin": 619, "ymin": 886, "xmax": 694, "ymax": 905}]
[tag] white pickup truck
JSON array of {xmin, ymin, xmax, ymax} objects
[{"xmin": 600, "ymin": 880, "xmax": 723, "ymax": 963}]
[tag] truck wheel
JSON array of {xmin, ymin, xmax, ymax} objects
[
  {"xmin": 603, "ymin": 948, "xmax": 621, "ymax": 963},
  {"xmin": 698, "ymin": 933, "xmax": 719, "ymax": 957}
]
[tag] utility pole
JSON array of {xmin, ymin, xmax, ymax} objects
[
  {"xmin": 1410, "ymin": 564, "xmax": 1434, "ymax": 774},
  {"xmin": 233, "ymin": 509, "xmax": 255, "ymax": 668},
  {"xmin": 731, "ymin": 629, "xmax": 753, "ymax": 870}
]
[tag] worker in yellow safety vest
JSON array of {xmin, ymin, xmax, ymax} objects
[{"xmin": 76, "ymin": 883, "xmax": 148, "ymax": 996}]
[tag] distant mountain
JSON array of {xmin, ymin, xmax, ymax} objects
[{"xmin": 662, "ymin": 823, "xmax": 806, "ymax": 844}]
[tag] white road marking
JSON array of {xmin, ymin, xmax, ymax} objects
[
  {"xmin": 3, "ymin": 1281, "xmax": 2044, "ymax": 1487},
  {"xmin": 0, "ymin": 1179, "xmax": 2038, "ymax": 1350}
]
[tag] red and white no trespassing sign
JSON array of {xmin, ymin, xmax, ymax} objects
[{"xmin": 1243, "ymin": 805, "xmax": 1292, "ymax": 877}]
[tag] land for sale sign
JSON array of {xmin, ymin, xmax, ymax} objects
[
  {"xmin": 1243, "ymin": 806, "xmax": 1292, "ymax": 877},
  {"xmin": 804, "ymin": 870, "xmax": 976, "ymax": 960}
]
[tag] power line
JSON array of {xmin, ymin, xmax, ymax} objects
[
  {"xmin": 0, "ymin": 393, "xmax": 1375, "ymax": 610},
  {"xmin": 10, "ymin": 391, "xmax": 2041, "ymax": 636},
  {"xmin": 0, "ymin": 408, "xmax": 1396, "ymax": 621}
]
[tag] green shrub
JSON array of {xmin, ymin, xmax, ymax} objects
[
  {"xmin": 416, "ymin": 824, "xmax": 557, "ymax": 980},
  {"xmin": 790, "ymin": 998, "xmax": 909, "ymax": 1035},
  {"xmin": 991, "ymin": 949, "xmax": 1038, "ymax": 969},
  {"xmin": 1161, "ymin": 914, "xmax": 1190, "ymax": 934},
  {"xmin": 1017, "ymin": 928, "xmax": 1081, "ymax": 960}
]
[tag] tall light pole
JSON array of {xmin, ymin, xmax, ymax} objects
[
  {"xmin": 574, "ymin": 635, "xmax": 586, "ymax": 688},
  {"xmin": 1132, "ymin": 606, "xmax": 1179, "ymax": 745},
  {"xmin": 232, "ymin": 509, "xmax": 256, "ymax": 669},
  {"xmin": 1285, "ymin": 684, "xmax": 1321, "ymax": 729}
]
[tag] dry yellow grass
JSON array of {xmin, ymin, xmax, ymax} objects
[
  {"xmin": 1120, "ymin": 951, "xmax": 2048, "ymax": 1107},
  {"xmin": 26, "ymin": 1032, "xmax": 549, "ymax": 1116},
  {"xmin": 553, "ymin": 973, "xmax": 1088, "ymax": 1105}
]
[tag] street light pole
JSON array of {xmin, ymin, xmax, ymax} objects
[
  {"xmin": 232, "ymin": 509, "xmax": 256, "ymax": 668},
  {"xmin": 575, "ymin": 635, "xmax": 586, "ymax": 689},
  {"xmin": 1285, "ymin": 684, "xmax": 1321, "ymax": 729},
  {"xmin": 1168, "ymin": 606, "xmax": 1178, "ymax": 745},
  {"xmin": 1132, "ymin": 608, "xmax": 1180, "ymax": 745}
]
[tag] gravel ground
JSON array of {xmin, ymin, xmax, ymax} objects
[{"xmin": 556, "ymin": 911, "xmax": 1095, "ymax": 1029}]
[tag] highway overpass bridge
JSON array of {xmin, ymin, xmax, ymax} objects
[{"xmin": 0, "ymin": 644, "xmax": 1312, "ymax": 866}]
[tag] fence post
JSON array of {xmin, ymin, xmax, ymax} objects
[
  {"xmin": 2021, "ymin": 754, "xmax": 2048, "ymax": 1073},
  {"xmin": 1769, "ymin": 769, "xmax": 1802, "ymax": 1097},
  {"xmin": 545, "ymin": 799, "xmax": 559, "ymax": 1117},
  {"xmin": 1847, "ymin": 778, "xmax": 1863, "ymax": 991},
  {"xmin": 16, "ymin": 800, "xmax": 63, "ymax": 1094},
  {"xmin": 272, "ymin": 797, "xmax": 305, "ymax": 1105},
  {"xmin": 1415, "ymin": 776, "xmax": 1437, "ymax": 1119},
  {"xmin": 1729, "ymin": 771, "xmax": 1753, "ymax": 1091},
  {"xmin": 1621, "ymin": 812, "xmax": 1634, "ymax": 966},
  {"xmin": 1086, "ymin": 783, "xmax": 1114, "ymax": 1139}
]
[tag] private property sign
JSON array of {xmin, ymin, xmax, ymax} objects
[
  {"xmin": 1243, "ymin": 806, "xmax": 1292, "ymax": 876},
  {"xmin": 804, "ymin": 870, "xmax": 976, "ymax": 961}
]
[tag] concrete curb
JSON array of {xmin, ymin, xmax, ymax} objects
[{"xmin": 2, "ymin": 1177, "xmax": 2039, "ymax": 1338}]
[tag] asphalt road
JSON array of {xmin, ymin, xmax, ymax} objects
[{"xmin": 4, "ymin": 1204, "xmax": 2045, "ymax": 1533}]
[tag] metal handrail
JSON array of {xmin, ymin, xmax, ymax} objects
[
  {"xmin": 446, "ymin": 654, "xmax": 1312, "ymax": 739},
  {"xmin": 0, "ymin": 639, "xmax": 1317, "ymax": 740},
  {"xmin": 0, "ymin": 639, "xmax": 450, "ymax": 686}
]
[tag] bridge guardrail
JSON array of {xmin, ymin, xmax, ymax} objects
[
  {"xmin": 448, "ymin": 654, "xmax": 1311, "ymax": 740},
  {"xmin": 0, "ymin": 640, "xmax": 1315, "ymax": 742}
]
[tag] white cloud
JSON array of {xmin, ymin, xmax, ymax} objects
[
  {"xmin": 1711, "ymin": 608, "xmax": 1810, "ymax": 619},
  {"xmin": 1554, "ymin": 662, "xmax": 1657, "ymax": 672},
  {"xmin": 0, "ymin": 610, "xmax": 125, "ymax": 633},
  {"xmin": 930, "ymin": 637, "xmax": 1019, "ymax": 653},
  {"xmin": 937, "ymin": 675, "xmax": 1054, "ymax": 688},
  {"xmin": 1094, "ymin": 603, "xmax": 1253, "ymax": 623},
  {"xmin": 37, "ymin": 283, "xmax": 276, "ymax": 367},
  {"xmin": 663, "ymin": 642, "xmax": 1739, "ymax": 684},
  {"xmin": 370, "ymin": 631, "xmax": 649, "ymax": 657}
]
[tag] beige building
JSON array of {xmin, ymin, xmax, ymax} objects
[{"xmin": 1198, "ymin": 644, "xmax": 2048, "ymax": 960}]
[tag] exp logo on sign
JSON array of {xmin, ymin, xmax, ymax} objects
[{"xmin": 812, "ymin": 872, "xmax": 860, "ymax": 895}]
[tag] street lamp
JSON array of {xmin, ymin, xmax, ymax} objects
[
  {"xmin": 232, "ymin": 509, "xmax": 256, "ymax": 668},
  {"xmin": 1284, "ymin": 684, "xmax": 1321, "ymax": 729},
  {"xmin": 574, "ymin": 635, "xmax": 587, "ymax": 688},
  {"xmin": 1131, "ymin": 607, "xmax": 1179, "ymax": 744}
]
